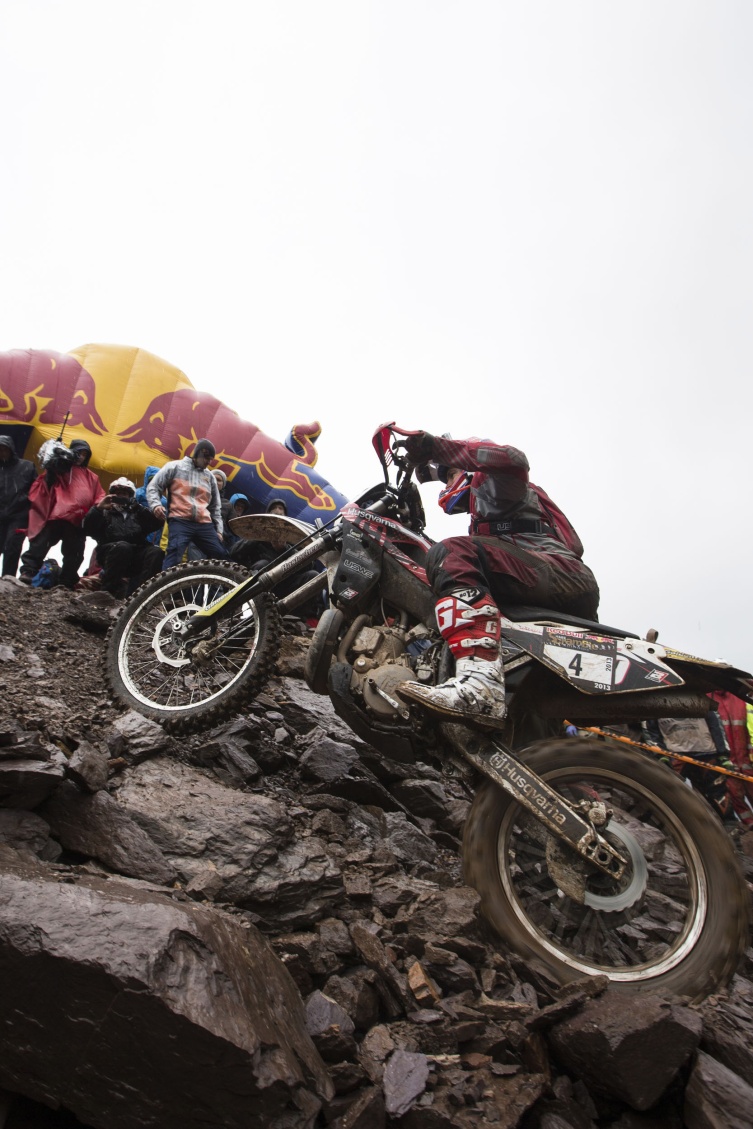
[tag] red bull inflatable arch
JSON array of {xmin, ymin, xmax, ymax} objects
[{"xmin": 0, "ymin": 345, "xmax": 349, "ymax": 524}]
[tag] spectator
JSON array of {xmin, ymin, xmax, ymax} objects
[
  {"xmin": 230, "ymin": 497, "xmax": 289, "ymax": 571},
  {"xmin": 146, "ymin": 438, "xmax": 227, "ymax": 569},
  {"xmin": 230, "ymin": 497, "xmax": 324, "ymax": 620},
  {"xmin": 643, "ymin": 714, "xmax": 735, "ymax": 823},
  {"xmin": 135, "ymin": 465, "xmax": 167, "ymax": 547},
  {"xmin": 224, "ymin": 493, "xmax": 251, "ymax": 552},
  {"xmin": 212, "ymin": 469, "xmax": 233, "ymax": 536},
  {"xmin": 710, "ymin": 691, "xmax": 753, "ymax": 825},
  {"xmin": 83, "ymin": 477, "xmax": 164, "ymax": 597},
  {"xmin": 212, "ymin": 468, "xmax": 228, "ymax": 499},
  {"xmin": 19, "ymin": 439, "xmax": 105, "ymax": 588},
  {"xmin": 0, "ymin": 434, "xmax": 36, "ymax": 578}
]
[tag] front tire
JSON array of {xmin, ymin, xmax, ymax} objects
[
  {"xmin": 463, "ymin": 737, "xmax": 749, "ymax": 1001},
  {"xmin": 105, "ymin": 561, "xmax": 279, "ymax": 733}
]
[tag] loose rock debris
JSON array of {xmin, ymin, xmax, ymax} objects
[{"xmin": 0, "ymin": 581, "xmax": 752, "ymax": 1128}]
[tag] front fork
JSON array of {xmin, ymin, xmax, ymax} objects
[
  {"xmin": 178, "ymin": 534, "xmax": 332, "ymax": 639},
  {"xmin": 441, "ymin": 723, "xmax": 628, "ymax": 881}
]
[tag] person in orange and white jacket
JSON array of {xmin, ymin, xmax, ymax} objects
[{"xmin": 146, "ymin": 438, "xmax": 228, "ymax": 570}]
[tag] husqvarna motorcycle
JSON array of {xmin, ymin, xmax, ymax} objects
[{"xmin": 106, "ymin": 425, "xmax": 753, "ymax": 1001}]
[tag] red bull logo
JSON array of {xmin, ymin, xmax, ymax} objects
[
  {"xmin": 0, "ymin": 342, "xmax": 349, "ymax": 525},
  {"xmin": 0, "ymin": 349, "xmax": 106, "ymax": 435},
  {"xmin": 118, "ymin": 387, "xmax": 348, "ymax": 522},
  {"xmin": 252, "ymin": 453, "xmax": 337, "ymax": 511}
]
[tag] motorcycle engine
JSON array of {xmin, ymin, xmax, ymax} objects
[{"xmin": 347, "ymin": 622, "xmax": 434, "ymax": 720}]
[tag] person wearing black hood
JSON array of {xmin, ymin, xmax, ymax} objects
[
  {"xmin": 19, "ymin": 438, "xmax": 105, "ymax": 587},
  {"xmin": 0, "ymin": 435, "xmax": 36, "ymax": 578}
]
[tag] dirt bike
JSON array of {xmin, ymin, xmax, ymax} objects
[{"xmin": 106, "ymin": 425, "xmax": 753, "ymax": 1001}]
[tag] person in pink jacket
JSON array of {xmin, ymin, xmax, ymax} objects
[{"xmin": 19, "ymin": 439, "xmax": 105, "ymax": 588}]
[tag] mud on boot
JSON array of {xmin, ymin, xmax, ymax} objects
[{"xmin": 399, "ymin": 654, "xmax": 507, "ymax": 726}]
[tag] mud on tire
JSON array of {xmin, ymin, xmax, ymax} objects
[
  {"xmin": 105, "ymin": 560, "xmax": 280, "ymax": 733},
  {"xmin": 463, "ymin": 737, "xmax": 749, "ymax": 1001}
]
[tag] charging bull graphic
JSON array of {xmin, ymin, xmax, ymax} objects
[
  {"xmin": 0, "ymin": 350, "xmax": 107, "ymax": 434},
  {"xmin": 0, "ymin": 345, "xmax": 348, "ymax": 524}
]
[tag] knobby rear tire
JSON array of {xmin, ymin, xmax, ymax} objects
[
  {"xmin": 105, "ymin": 560, "xmax": 280, "ymax": 734},
  {"xmin": 463, "ymin": 737, "xmax": 749, "ymax": 1001}
]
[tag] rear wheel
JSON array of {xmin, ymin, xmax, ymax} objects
[
  {"xmin": 463, "ymin": 737, "xmax": 749, "ymax": 1000},
  {"xmin": 105, "ymin": 561, "xmax": 279, "ymax": 733}
]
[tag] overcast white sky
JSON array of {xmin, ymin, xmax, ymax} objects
[{"xmin": 1, "ymin": 2, "xmax": 751, "ymax": 666}]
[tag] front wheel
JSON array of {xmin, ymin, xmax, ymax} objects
[
  {"xmin": 463, "ymin": 737, "xmax": 749, "ymax": 1001},
  {"xmin": 105, "ymin": 561, "xmax": 280, "ymax": 733}
]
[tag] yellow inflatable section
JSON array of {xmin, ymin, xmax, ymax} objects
[{"xmin": 0, "ymin": 345, "xmax": 347, "ymax": 522}]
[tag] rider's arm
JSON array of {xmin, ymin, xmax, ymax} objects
[{"xmin": 412, "ymin": 434, "xmax": 530, "ymax": 479}]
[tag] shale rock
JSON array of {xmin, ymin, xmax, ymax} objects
[
  {"xmin": 277, "ymin": 677, "xmax": 359, "ymax": 742},
  {"xmin": 548, "ymin": 991, "xmax": 702, "ymax": 1110},
  {"xmin": 105, "ymin": 709, "xmax": 172, "ymax": 763},
  {"xmin": 699, "ymin": 978, "xmax": 753, "ymax": 1086},
  {"xmin": 0, "ymin": 809, "xmax": 61, "ymax": 862},
  {"xmin": 684, "ymin": 1050, "xmax": 753, "ymax": 1129},
  {"xmin": 65, "ymin": 739, "xmax": 110, "ymax": 793},
  {"xmin": 188, "ymin": 734, "xmax": 262, "ymax": 788},
  {"xmin": 0, "ymin": 755, "xmax": 65, "ymax": 810},
  {"xmin": 40, "ymin": 781, "xmax": 176, "ymax": 885},
  {"xmin": 0, "ymin": 848, "xmax": 332, "ymax": 1129},
  {"xmin": 114, "ymin": 758, "xmax": 343, "ymax": 927}
]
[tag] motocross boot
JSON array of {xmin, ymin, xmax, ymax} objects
[{"xmin": 399, "ymin": 589, "xmax": 507, "ymax": 726}]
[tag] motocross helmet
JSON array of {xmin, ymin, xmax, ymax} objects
[
  {"xmin": 110, "ymin": 476, "xmax": 136, "ymax": 496},
  {"xmin": 438, "ymin": 469, "xmax": 471, "ymax": 515}
]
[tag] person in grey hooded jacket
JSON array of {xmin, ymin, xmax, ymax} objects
[{"xmin": 0, "ymin": 435, "xmax": 36, "ymax": 577}]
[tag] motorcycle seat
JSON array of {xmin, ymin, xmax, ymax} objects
[{"xmin": 499, "ymin": 605, "xmax": 640, "ymax": 641}]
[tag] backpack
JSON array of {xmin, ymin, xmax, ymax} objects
[
  {"xmin": 31, "ymin": 559, "xmax": 62, "ymax": 589},
  {"xmin": 530, "ymin": 483, "xmax": 584, "ymax": 559}
]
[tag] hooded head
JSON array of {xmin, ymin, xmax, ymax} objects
[
  {"xmin": 230, "ymin": 492, "xmax": 250, "ymax": 516},
  {"xmin": 266, "ymin": 497, "xmax": 288, "ymax": 517},
  {"xmin": 69, "ymin": 439, "xmax": 93, "ymax": 467},
  {"xmin": 0, "ymin": 435, "xmax": 17, "ymax": 464},
  {"xmin": 191, "ymin": 438, "xmax": 215, "ymax": 469},
  {"xmin": 143, "ymin": 465, "xmax": 160, "ymax": 486}
]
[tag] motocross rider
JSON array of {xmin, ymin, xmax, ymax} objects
[{"xmin": 399, "ymin": 432, "xmax": 600, "ymax": 726}]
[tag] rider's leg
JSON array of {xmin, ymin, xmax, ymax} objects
[
  {"xmin": 399, "ymin": 536, "xmax": 509, "ymax": 723},
  {"xmin": 399, "ymin": 585, "xmax": 507, "ymax": 723}
]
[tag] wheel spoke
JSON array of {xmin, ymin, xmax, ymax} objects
[
  {"xmin": 114, "ymin": 567, "xmax": 268, "ymax": 716},
  {"xmin": 502, "ymin": 765, "xmax": 702, "ymax": 978}
]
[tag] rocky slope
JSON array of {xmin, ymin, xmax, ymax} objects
[{"xmin": 1, "ymin": 578, "xmax": 752, "ymax": 1129}]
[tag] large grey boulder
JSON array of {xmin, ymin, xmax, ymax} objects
[
  {"xmin": 548, "ymin": 991, "xmax": 702, "ymax": 1110},
  {"xmin": 114, "ymin": 759, "xmax": 343, "ymax": 927},
  {"xmin": 40, "ymin": 781, "xmax": 176, "ymax": 885},
  {"xmin": 0, "ymin": 847, "xmax": 332, "ymax": 1129}
]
